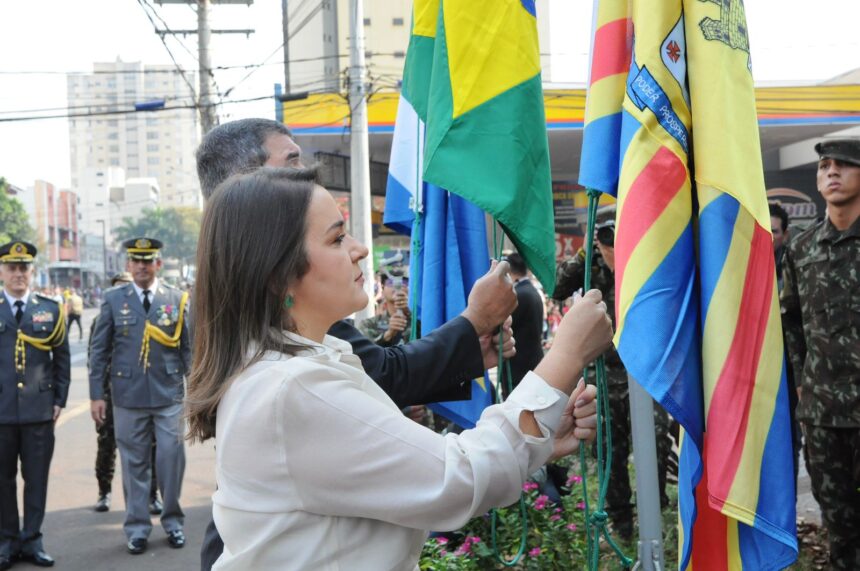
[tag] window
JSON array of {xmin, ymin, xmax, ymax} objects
[
  {"xmin": 392, "ymin": 17, "xmax": 404, "ymax": 26},
  {"xmin": 107, "ymin": 132, "xmax": 118, "ymax": 140},
  {"xmin": 147, "ymin": 144, "xmax": 159, "ymax": 152},
  {"xmin": 363, "ymin": 17, "xmax": 370, "ymax": 25},
  {"xmin": 109, "ymin": 145, "xmax": 119, "ymax": 153},
  {"xmin": 147, "ymin": 157, "xmax": 160, "ymax": 165},
  {"xmin": 110, "ymin": 158, "xmax": 121, "ymax": 166},
  {"xmin": 394, "ymin": 51, "xmax": 405, "ymax": 58},
  {"xmin": 146, "ymin": 132, "xmax": 159, "ymax": 140},
  {"xmin": 107, "ymin": 120, "xmax": 118, "ymax": 127}
]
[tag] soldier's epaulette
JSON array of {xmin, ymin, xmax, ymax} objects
[
  {"xmin": 104, "ymin": 283, "xmax": 134, "ymax": 300},
  {"xmin": 786, "ymin": 219, "xmax": 824, "ymax": 252},
  {"xmin": 33, "ymin": 292, "xmax": 60, "ymax": 306}
]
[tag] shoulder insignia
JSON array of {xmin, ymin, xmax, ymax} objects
[{"xmin": 33, "ymin": 292, "xmax": 58, "ymax": 305}]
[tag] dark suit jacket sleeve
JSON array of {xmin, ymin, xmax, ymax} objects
[
  {"xmin": 327, "ymin": 315, "xmax": 483, "ymax": 408},
  {"xmin": 51, "ymin": 307, "xmax": 72, "ymax": 408},
  {"xmin": 88, "ymin": 299, "xmax": 114, "ymax": 401}
]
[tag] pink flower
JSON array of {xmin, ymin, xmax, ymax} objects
[
  {"xmin": 436, "ymin": 537, "xmax": 449, "ymax": 545},
  {"xmin": 465, "ymin": 536, "xmax": 481, "ymax": 544},
  {"xmin": 533, "ymin": 494, "xmax": 549, "ymax": 511},
  {"xmin": 577, "ymin": 501, "xmax": 586, "ymax": 510},
  {"xmin": 440, "ymin": 550, "xmax": 448, "ymax": 556},
  {"xmin": 550, "ymin": 514, "xmax": 561, "ymax": 521},
  {"xmin": 567, "ymin": 523, "xmax": 578, "ymax": 532},
  {"xmin": 522, "ymin": 481, "xmax": 539, "ymax": 492},
  {"xmin": 566, "ymin": 474, "xmax": 583, "ymax": 486},
  {"xmin": 528, "ymin": 547, "xmax": 542, "ymax": 558},
  {"xmin": 554, "ymin": 507, "xmax": 562, "ymax": 513},
  {"xmin": 454, "ymin": 543, "xmax": 471, "ymax": 556}
]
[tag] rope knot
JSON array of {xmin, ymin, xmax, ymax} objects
[{"xmin": 589, "ymin": 510, "xmax": 609, "ymax": 526}]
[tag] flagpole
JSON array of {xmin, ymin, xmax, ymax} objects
[
  {"xmin": 628, "ymin": 375, "xmax": 665, "ymax": 571},
  {"xmin": 348, "ymin": 0, "xmax": 376, "ymax": 322}
]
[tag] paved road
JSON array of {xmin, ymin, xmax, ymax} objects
[{"xmin": 17, "ymin": 308, "xmax": 216, "ymax": 570}]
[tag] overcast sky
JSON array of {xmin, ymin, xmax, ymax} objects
[{"xmin": 1, "ymin": 0, "xmax": 858, "ymax": 190}]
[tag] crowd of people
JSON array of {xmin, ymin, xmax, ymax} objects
[{"xmin": 0, "ymin": 122, "xmax": 856, "ymax": 570}]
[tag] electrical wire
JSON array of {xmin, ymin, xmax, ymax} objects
[{"xmin": 134, "ymin": 0, "xmax": 199, "ymax": 101}]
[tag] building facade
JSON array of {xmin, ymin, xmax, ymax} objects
[
  {"xmin": 66, "ymin": 60, "xmax": 201, "ymax": 210},
  {"xmin": 20, "ymin": 180, "xmax": 82, "ymax": 288}
]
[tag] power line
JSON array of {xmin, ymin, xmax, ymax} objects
[
  {"xmin": 0, "ymin": 94, "xmax": 275, "ymax": 124},
  {"xmin": 135, "ymin": 0, "xmax": 199, "ymax": 101}
]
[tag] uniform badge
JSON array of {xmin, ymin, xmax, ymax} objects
[
  {"xmin": 156, "ymin": 304, "xmax": 179, "ymax": 327},
  {"xmin": 120, "ymin": 303, "xmax": 130, "ymax": 316},
  {"xmin": 32, "ymin": 311, "xmax": 54, "ymax": 324}
]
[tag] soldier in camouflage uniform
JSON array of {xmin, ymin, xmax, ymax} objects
[
  {"xmin": 359, "ymin": 269, "xmax": 412, "ymax": 347},
  {"xmin": 89, "ymin": 273, "xmax": 160, "ymax": 515},
  {"xmin": 554, "ymin": 221, "xmax": 674, "ymax": 540},
  {"xmin": 780, "ymin": 139, "xmax": 860, "ymax": 569}
]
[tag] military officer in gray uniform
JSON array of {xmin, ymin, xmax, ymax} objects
[
  {"xmin": 88, "ymin": 238, "xmax": 191, "ymax": 555},
  {"xmin": 0, "ymin": 241, "xmax": 70, "ymax": 569}
]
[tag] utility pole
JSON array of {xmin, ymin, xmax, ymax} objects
[
  {"xmin": 281, "ymin": 0, "xmax": 290, "ymax": 93},
  {"xmin": 348, "ymin": 0, "xmax": 375, "ymax": 321},
  {"xmin": 197, "ymin": 0, "xmax": 217, "ymax": 133},
  {"xmin": 152, "ymin": 1, "xmax": 254, "ymax": 134}
]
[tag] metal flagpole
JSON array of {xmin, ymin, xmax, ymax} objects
[{"xmin": 628, "ymin": 374, "xmax": 665, "ymax": 570}]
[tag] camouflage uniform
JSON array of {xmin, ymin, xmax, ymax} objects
[
  {"xmin": 555, "ymin": 249, "xmax": 674, "ymax": 538},
  {"xmin": 780, "ymin": 216, "xmax": 860, "ymax": 569},
  {"xmin": 359, "ymin": 311, "xmax": 412, "ymax": 347},
  {"xmin": 89, "ymin": 315, "xmax": 158, "ymax": 500}
]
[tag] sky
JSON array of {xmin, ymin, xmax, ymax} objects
[{"xmin": 0, "ymin": 0, "xmax": 858, "ymax": 190}]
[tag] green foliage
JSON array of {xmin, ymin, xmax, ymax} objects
[
  {"xmin": 419, "ymin": 466, "xmax": 593, "ymax": 570},
  {"xmin": 112, "ymin": 206, "xmax": 201, "ymax": 264},
  {"xmin": 0, "ymin": 177, "xmax": 36, "ymax": 244}
]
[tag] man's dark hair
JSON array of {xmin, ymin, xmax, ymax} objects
[
  {"xmin": 506, "ymin": 252, "xmax": 528, "ymax": 276},
  {"xmin": 196, "ymin": 119, "xmax": 293, "ymax": 199},
  {"xmin": 769, "ymin": 202, "xmax": 789, "ymax": 233}
]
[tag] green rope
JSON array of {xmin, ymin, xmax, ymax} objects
[
  {"xmin": 489, "ymin": 219, "xmax": 530, "ymax": 567},
  {"xmin": 578, "ymin": 188, "xmax": 633, "ymax": 569}
]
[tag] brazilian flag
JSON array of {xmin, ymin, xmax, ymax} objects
[{"xmin": 423, "ymin": 0, "xmax": 555, "ymax": 293}]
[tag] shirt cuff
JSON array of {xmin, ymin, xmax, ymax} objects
[{"xmin": 502, "ymin": 371, "xmax": 568, "ymax": 442}]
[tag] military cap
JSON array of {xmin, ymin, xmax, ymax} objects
[
  {"xmin": 814, "ymin": 138, "xmax": 860, "ymax": 167},
  {"xmin": 121, "ymin": 237, "xmax": 163, "ymax": 261},
  {"xmin": 0, "ymin": 240, "xmax": 37, "ymax": 264},
  {"xmin": 110, "ymin": 271, "xmax": 134, "ymax": 286}
]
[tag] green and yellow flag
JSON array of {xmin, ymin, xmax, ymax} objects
[{"xmin": 422, "ymin": 0, "xmax": 555, "ymax": 292}]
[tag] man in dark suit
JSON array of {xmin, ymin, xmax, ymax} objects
[
  {"xmin": 195, "ymin": 119, "xmax": 519, "ymax": 570},
  {"xmin": 89, "ymin": 238, "xmax": 192, "ymax": 555},
  {"xmin": 503, "ymin": 253, "xmax": 546, "ymax": 399},
  {"xmin": 0, "ymin": 241, "xmax": 71, "ymax": 569}
]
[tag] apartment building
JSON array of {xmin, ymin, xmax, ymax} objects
[{"xmin": 67, "ymin": 60, "xmax": 200, "ymax": 210}]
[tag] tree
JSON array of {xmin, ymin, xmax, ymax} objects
[
  {"xmin": 113, "ymin": 206, "xmax": 201, "ymax": 267},
  {"xmin": 0, "ymin": 177, "xmax": 36, "ymax": 244}
]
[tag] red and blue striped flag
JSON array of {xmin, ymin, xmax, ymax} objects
[{"xmin": 580, "ymin": 0, "xmax": 798, "ymax": 568}]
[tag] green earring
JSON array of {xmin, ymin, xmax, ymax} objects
[{"xmin": 283, "ymin": 294, "xmax": 294, "ymax": 309}]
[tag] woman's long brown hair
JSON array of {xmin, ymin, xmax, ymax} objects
[{"xmin": 186, "ymin": 167, "xmax": 317, "ymax": 442}]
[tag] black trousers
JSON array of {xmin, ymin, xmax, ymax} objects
[{"xmin": 0, "ymin": 422, "xmax": 55, "ymax": 554}]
